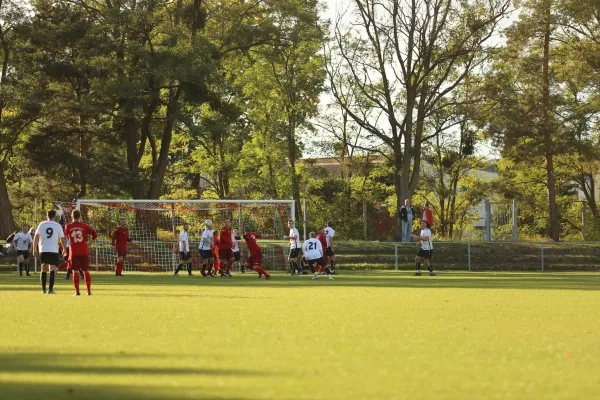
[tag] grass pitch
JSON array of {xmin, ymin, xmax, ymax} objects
[{"xmin": 1, "ymin": 271, "xmax": 599, "ymax": 400}]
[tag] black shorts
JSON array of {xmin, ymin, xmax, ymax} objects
[
  {"xmin": 41, "ymin": 252, "xmax": 60, "ymax": 265},
  {"xmin": 17, "ymin": 250, "xmax": 30, "ymax": 259},
  {"xmin": 308, "ymin": 257, "xmax": 326, "ymax": 267},
  {"xmin": 233, "ymin": 251, "xmax": 240, "ymax": 261},
  {"xmin": 200, "ymin": 249, "xmax": 213, "ymax": 259},
  {"xmin": 288, "ymin": 248, "xmax": 300, "ymax": 259},
  {"xmin": 180, "ymin": 252, "xmax": 192, "ymax": 261},
  {"xmin": 417, "ymin": 249, "xmax": 432, "ymax": 260},
  {"xmin": 326, "ymin": 247, "xmax": 335, "ymax": 257}
]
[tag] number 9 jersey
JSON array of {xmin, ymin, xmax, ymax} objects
[
  {"xmin": 35, "ymin": 220, "xmax": 65, "ymax": 253},
  {"xmin": 64, "ymin": 221, "xmax": 98, "ymax": 256}
]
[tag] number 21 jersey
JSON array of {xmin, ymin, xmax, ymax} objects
[
  {"xmin": 36, "ymin": 220, "xmax": 65, "ymax": 253},
  {"xmin": 64, "ymin": 221, "xmax": 98, "ymax": 256}
]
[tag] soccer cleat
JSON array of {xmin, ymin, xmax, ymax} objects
[
  {"xmin": 42, "ymin": 290, "xmax": 47, "ymax": 294},
  {"xmin": 48, "ymin": 290, "xmax": 56, "ymax": 294},
  {"xmin": 174, "ymin": 273, "xmax": 179, "ymax": 276},
  {"xmin": 414, "ymin": 271, "xmax": 421, "ymax": 276},
  {"xmin": 266, "ymin": 275, "xmax": 271, "ymax": 280},
  {"xmin": 429, "ymin": 272, "xmax": 436, "ymax": 276},
  {"xmin": 26, "ymin": 274, "xmax": 31, "ymax": 277},
  {"xmin": 65, "ymin": 275, "xmax": 70, "ymax": 280},
  {"xmin": 87, "ymin": 291, "xmax": 92, "ymax": 296},
  {"xmin": 73, "ymin": 293, "xmax": 80, "ymax": 296},
  {"xmin": 328, "ymin": 275, "xmax": 334, "ymax": 280},
  {"xmin": 312, "ymin": 274, "xmax": 319, "ymax": 280},
  {"xmin": 188, "ymin": 273, "xmax": 194, "ymax": 277},
  {"xmin": 201, "ymin": 272, "xmax": 207, "ymax": 277},
  {"xmin": 258, "ymin": 273, "xmax": 263, "ymax": 278}
]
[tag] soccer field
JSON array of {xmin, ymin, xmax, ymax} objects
[{"xmin": 1, "ymin": 271, "xmax": 599, "ymax": 400}]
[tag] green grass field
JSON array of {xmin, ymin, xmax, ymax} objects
[{"xmin": 1, "ymin": 271, "xmax": 599, "ymax": 400}]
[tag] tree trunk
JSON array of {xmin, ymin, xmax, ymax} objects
[
  {"xmin": 0, "ymin": 166, "xmax": 16, "ymax": 237},
  {"xmin": 542, "ymin": 0, "xmax": 559, "ymax": 241},
  {"xmin": 147, "ymin": 86, "xmax": 182, "ymax": 199}
]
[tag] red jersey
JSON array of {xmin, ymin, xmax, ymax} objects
[
  {"xmin": 219, "ymin": 226, "xmax": 232, "ymax": 249},
  {"xmin": 112, "ymin": 226, "xmax": 131, "ymax": 249},
  {"xmin": 239, "ymin": 232, "xmax": 262, "ymax": 254},
  {"xmin": 317, "ymin": 233, "xmax": 328, "ymax": 249},
  {"xmin": 64, "ymin": 222, "xmax": 98, "ymax": 256}
]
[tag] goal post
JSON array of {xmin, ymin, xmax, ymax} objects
[{"xmin": 58, "ymin": 199, "xmax": 295, "ymax": 273}]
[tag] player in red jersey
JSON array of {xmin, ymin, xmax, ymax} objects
[
  {"xmin": 316, "ymin": 229, "xmax": 329, "ymax": 274},
  {"xmin": 218, "ymin": 217, "xmax": 235, "ymax": 277},
  {"xmin": 111, "ymin": 219, "xmax": 132, "ymax": 276},
  {"xmin": 235, "ymin": 228, "xmax": 275, "ymax": 280},
  {"xmin": 63, "ymin": 210, "xmax": 98, "ymax": 296},
  {"xmin": 212, "ymin": 230, "xmax": 221, "ymax": 276}
]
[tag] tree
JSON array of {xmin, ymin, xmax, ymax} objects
[{"xmin": 325, "ymin": 0, "xmax": 510, "ymax": 240}]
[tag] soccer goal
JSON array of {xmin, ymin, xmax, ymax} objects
[{"xmin": 57, "ymin": 199, "xmax": 294, "ymax": 273}]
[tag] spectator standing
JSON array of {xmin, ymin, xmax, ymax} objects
[
  {"xmin": 421, "ymin": 200, "xmax": 433, "ymax": 229},
  {"xmin": 400, "ymin": 199, "xmax": 415, "ymax": 244}
]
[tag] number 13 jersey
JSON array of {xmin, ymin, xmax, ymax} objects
[
  {"xmin": 36, "ymin": 220, "xmax": 65, "ymax": 253},
  {"xmin": 64, "ymin": 221, "xmax": 98, "ymax": 256}
]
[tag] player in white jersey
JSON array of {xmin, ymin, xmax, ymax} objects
[
  {"xmin": 174, "ymin": 223, "xmax": 193, "ymax": 276},
  {"xmin": 412, "ymin": 219, "xmax": 435, "ymax": 276},
  {"xmin": 199, "ymin": 220, "xmax": 215, "ymax": 277},
  {"xmin": 14, "ymin": 224, "xmax": 33, "ymax": 276},
  {"xmin": 284, "ymin": 219, "xmax": 302, "ymax": 275},
  {"xmin": 232, "ymin": 228, "xmax": 242, "ymax": 272},
  {"xmin": 33, "ymin": 210, "xmax": 66, "ymax": 294},
  {"xmin": 323, "ymin": 220, "xmax": 337, "ymax": 274},
  {"xmin": 303, "ymin": 232, "xmax": 334, "ymax": 280}
]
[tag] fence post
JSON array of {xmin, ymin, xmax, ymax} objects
[
  {"xmin": 95, "ymin": 245, "xmax": 99, "ymax": 272},
  {"xmin": 395, "ymin": 243, "xmax": 398, "ymax": 271},
  {"xmin": 485, "ymin": 200, "xmax": 492, "ymax": 242},
  {"xmin": 512, "ymin": 199, "xmax": 518, "ymax": 241},
  {"xmin": 541, "ymin": 242, "xmax": 544, "ymax": 272},
  {"xmin": 468, "ymin": 242, "xmax": 471, "ymax": 271}
]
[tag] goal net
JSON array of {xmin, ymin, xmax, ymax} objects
[{"xmin": 56, "ymin": 200, "xmax": 294, "ymax": 273}]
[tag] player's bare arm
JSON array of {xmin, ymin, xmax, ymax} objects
[{"xmin": 33, "ymin": 234, "xmax": 40, "ymax": 257}]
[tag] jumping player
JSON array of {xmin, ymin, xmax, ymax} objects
[
  {"xmin": 112, "ymin": 218, "xmax": 132, "ymax": 276},
  {"xmin": 199, "ymin": 220, "xmax": 214, "ymax": 277},
  {"xmin": 218, "ymin": 217, "xmax": 235, "ymax": 277},
  {"xmin": 33, "ymin": 210, "xmax": 67, "ymax": 294},
  {"xmin": 412, "ymin": 219, "xmax": 435, "ymax": 276},
  {"xmin": 235, "ymin": 228, "xmax": 274, "ymax": 280},
  {"xmin": 174, "ymin": 223, "xmax": 193, "ymax": 276},
  {"xmin": 316, "ymin": 229, "xmax": 329, "ymax": 274},
  {"xmin": 303, "ymin": 232, "xmax": 334, "ymax": 280},
  {"xmin": 323, "ymin": 221, "xmax": 337, "ymax": 274},
  {"xmin": 64, "ymin": 210, "xmax": 98, "ymax": 295},
  {"xmin": 13, "ymin": 224, "xmax": 33, "ymax": 277},
  {"xmin": 284, "ymin": 219, "xmax": 301, "ymax": 275}
]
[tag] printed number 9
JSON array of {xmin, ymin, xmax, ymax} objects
[{"xmin": 46, "ymin": 228, "xmax": 53, "ymax": 239}]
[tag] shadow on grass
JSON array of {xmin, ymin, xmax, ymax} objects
[
  {"xmin": 0, "ymin": 352, "xmax": 266, "ymax": 400},
  {"xmin": 2, "ymin": 271, "xmax": 600, "ymax": 291}
]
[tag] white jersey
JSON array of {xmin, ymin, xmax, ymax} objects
[
  {"xmin": 13, "ymin": 232, "xmax": 33, "ymax": 251},
  {"xmin": 323, "ymin": 227, "xmax": 335, "ymax": 248},
  {"xmin": 289, "ymin": 227, "xmax": 300, "ymax": 249},
  {"xmin": 303, "ymin": 238, "xmax": 323, "ymax": 260},
  {"xmin": 232, "ymin": 236, "xmax": 240, "ymax": 252},
  {"xmin": 420, "ymin": 228, "xmax": 433, "ymax": 250},
  {"xmin": 179, "ymin": 230, "xmax": 189, "ymax": 252},
  {"xmin": 199, "ymin": 229, "xmax": 213, "ymax": 250},
  {"xmin": 36, "ymin": 220, "xmax": 64, "ymax": 253}
]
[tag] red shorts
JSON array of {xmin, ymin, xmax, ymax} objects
[
  {"xmin": 69, "ymin": 254, "xmax": 90, "ymax": 271},
  {"xmin": 116, "ymin": 248, "xmax": 127, "ymax": 257},
  {"xmin": 245, "ymin": 250, "xmax": 262, "ymax": 268},
  {"xmin": 218, "ymin": 248, "xmax": 234, "ymax": 260}
]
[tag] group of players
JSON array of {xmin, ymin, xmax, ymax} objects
[{"xmin": 173, "ymin": 218, "xmax": 338, "ymax": 281}]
